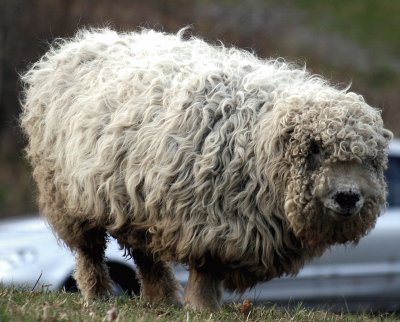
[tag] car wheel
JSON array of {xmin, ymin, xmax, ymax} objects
[{"xmin": 62, "ymin": 261, "xmax": 141, "ymax": 296}]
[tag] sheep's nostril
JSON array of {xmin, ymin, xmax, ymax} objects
[{"xmin": 333, "ymin": 192, "xmax": 360, "ymax": 211}]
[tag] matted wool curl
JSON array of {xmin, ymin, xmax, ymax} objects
[{"xmin": 20, "ymin": 28, "xmax": 392, "ymax": 305}]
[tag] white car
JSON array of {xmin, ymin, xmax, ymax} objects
[{"xmin": 1, "ymin": 140, "xmax": 400, "ymax": 311}]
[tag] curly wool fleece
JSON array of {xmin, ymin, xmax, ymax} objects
[{"xmin": 20, "ymin": 29, "xmax": 392, "ymax": 297}]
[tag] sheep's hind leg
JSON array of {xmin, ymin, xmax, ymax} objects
[
  {"xmin": 73, "ymin": 228, "xmax": 113, "ymax": 300},
  {"xmin": 132, "ymin": 250, "xmax": 182, "ymax": 305},
  {"xmin": 184, "ymin": 267, "xmax": 223, "ymax": 311}
]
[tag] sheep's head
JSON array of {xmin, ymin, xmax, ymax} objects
[{"xmin": 275, "ymin": 91, "xmax": 392, "ymax": 247}]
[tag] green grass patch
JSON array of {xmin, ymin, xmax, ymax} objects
[
  {"xmin": 294, "ymin": 0, "xmax": 400, "ymax": 54},
  {"xmin": 0, "ymin": 287, "xmax": 398, "ymax": 321}
]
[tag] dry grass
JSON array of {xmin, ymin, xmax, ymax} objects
[{"xmin": 0, "ymin": 287, "xmax": 398, "ymax": 322}]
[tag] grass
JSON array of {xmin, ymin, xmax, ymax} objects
[
  {"xmin": 0, "ymin": 288, "xmax": 398, "ymax": 322},
  {"xmin": 295, "ymin": 0, "xmax": 400, "ymax": 53}
]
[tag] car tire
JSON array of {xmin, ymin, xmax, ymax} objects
[{"xmin": 62, "ymin": 261, "xmax": 141, "ymax": 296}]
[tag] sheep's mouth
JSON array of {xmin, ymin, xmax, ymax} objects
[
  {"xmin": 325, "ymin": 207, "xmax": 358, "ymax": 221},
  {"xmin": 331, "ymin": 210, "xmax": 355, "ymax": 219}
]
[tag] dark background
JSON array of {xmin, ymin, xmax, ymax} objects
[{"xmin": 1, "ymin": 0, "xmax": 399, "ymax": 218}]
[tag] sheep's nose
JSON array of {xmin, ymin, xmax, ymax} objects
[{"xmin": 333, "ymin": 191, "xmax": 361, "ymax": 216}]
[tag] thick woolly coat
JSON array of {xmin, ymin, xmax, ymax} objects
[{"xmin": 20, "ymin": 29, "xmax": 392, "ymax": 291}]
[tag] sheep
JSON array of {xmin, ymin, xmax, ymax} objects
[{"xmin": 20, "ymin": 28, "xmax": 392, "ymax": 310}]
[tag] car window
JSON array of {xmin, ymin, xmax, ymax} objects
[{"xmin": 385, "ymin": 156, "xmax": 400, "ymax": 207}]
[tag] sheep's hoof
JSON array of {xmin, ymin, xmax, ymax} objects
[{"xmin": 141, "ymin": 292, "xmax": 183, "ymax": 306}]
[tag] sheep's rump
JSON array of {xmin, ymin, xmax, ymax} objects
[{"xmin": 20, "ymin": 29, "xmax": 389, "ymax": 288}]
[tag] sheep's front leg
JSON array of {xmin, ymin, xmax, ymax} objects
[
  {"xmin": 133, "ymin": 250, "xmax": 182, "ymax": 305},
  {"xmin": 184, "ymin": 267, "xmax": 223, "ymax": 311}
]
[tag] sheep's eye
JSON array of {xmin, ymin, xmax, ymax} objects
[{"xmin": 310, "ymin": 141, "xmax": 321, "ymax": 155}]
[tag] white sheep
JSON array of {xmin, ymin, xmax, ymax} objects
[{"xmin": 20, "ymin": 28, "xmax": 392, "ymax": 310}]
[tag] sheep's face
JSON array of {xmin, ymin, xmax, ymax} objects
[
  {"xmin": 280, "ymin": 93, "xmax": 392, "ymax": 247},
  {"xmin": 313, "ymin": 158, "xmax": 377, "ymax": 220}
]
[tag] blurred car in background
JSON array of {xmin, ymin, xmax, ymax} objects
[{"xmin": 1, "ymin": 140, "xmax": 400, "ymax": 312}]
